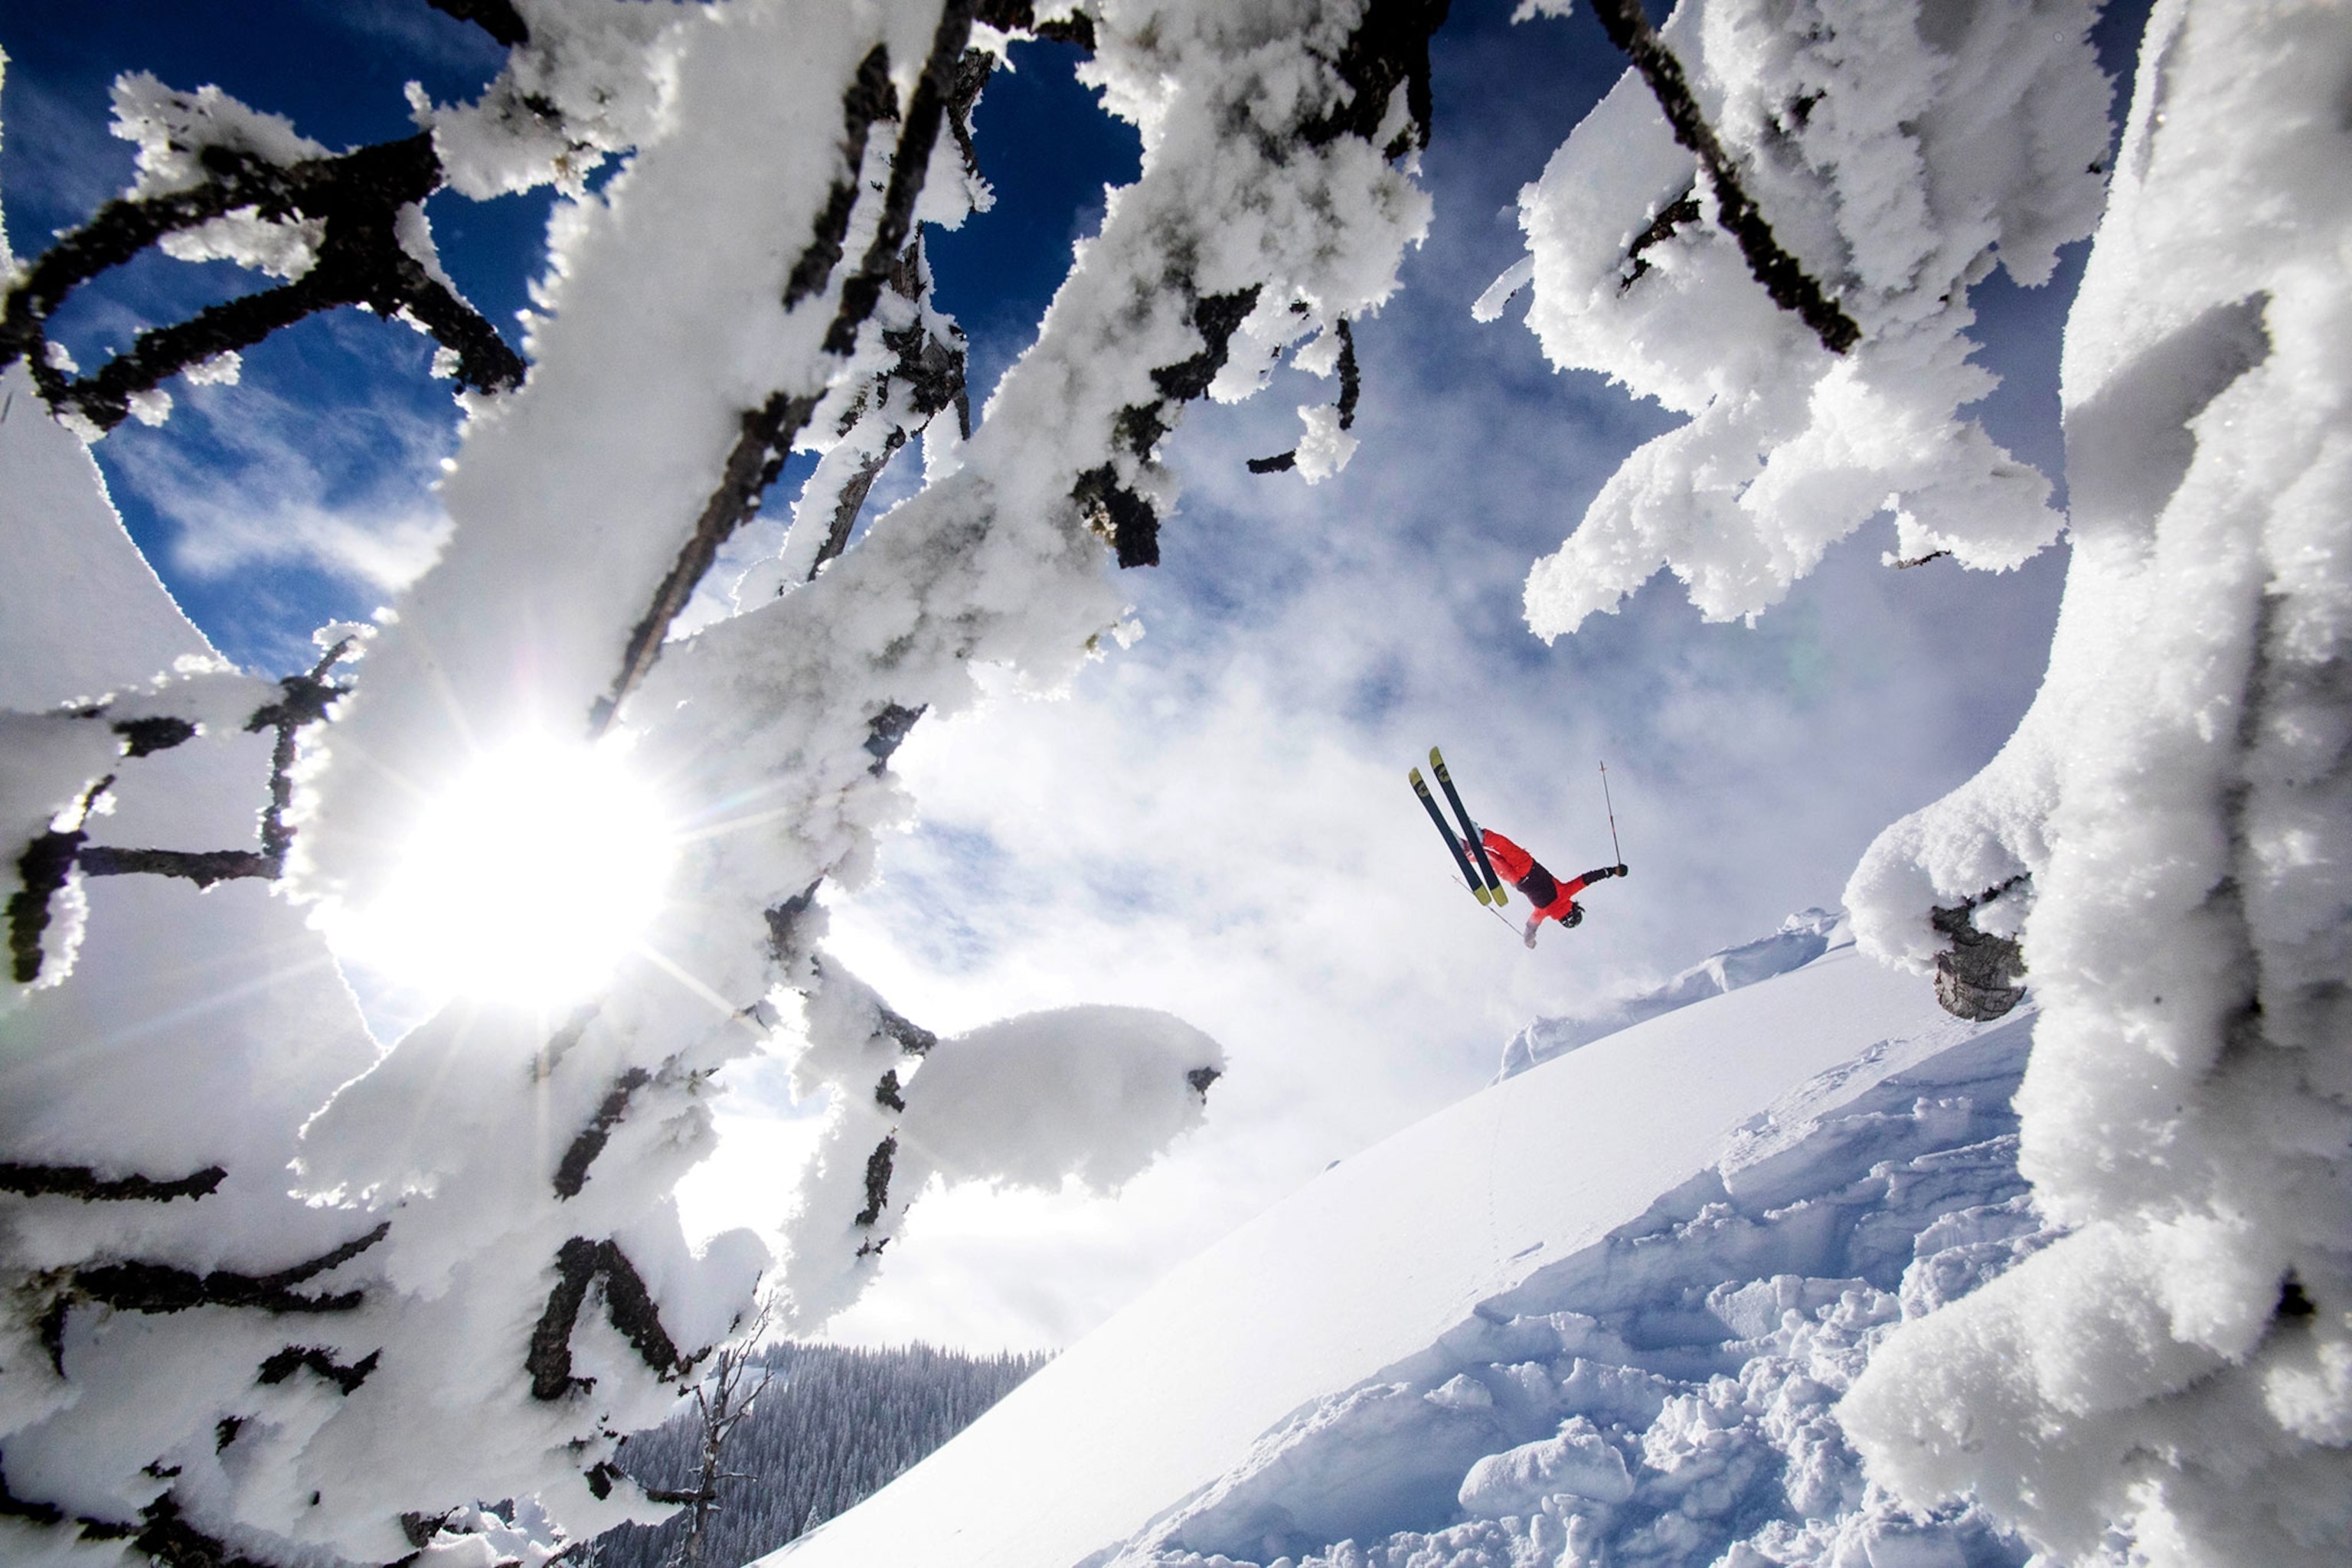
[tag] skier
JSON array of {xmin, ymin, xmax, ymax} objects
[{"xmin": 1478, "ymin": 829, "xmax": 1626, "ymax": 948}]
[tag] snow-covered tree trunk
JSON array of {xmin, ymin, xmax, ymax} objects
[
  {"xmin": 1497, "ymin": 0, "xmax": 2351, "ymax": 1559},
  {"xmin": 1839, "ymin": 2, "xmax": 2352, "ymax": 1560}
]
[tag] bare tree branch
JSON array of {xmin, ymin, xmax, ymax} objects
[
  {"xmin": 1249, "ymin": 316, "xmax": 1361, "ymax": 474},
  {"xmin": 75, "ymin": 846, "xmax": 277, "ymax": 886},
  {"xmin": 802, "ymin": 239, "xmax": 971, "ymax": 583},
  {"xmin": 554, "ymin": 1068, "xmax": 655, "ymax": 1199},
  {"xmin": 70, "ymin": 1221, "xmax": 390, "ymax": 1318},
  {"xmin": 426, "ymin": 0, "xmax": 530, "ymax": 47},
  {"xmin": 660, "ymin": 1305, "xmax": 776, "ymax": 1567},
  {"xmin": 1619, "ymin": 188, "xmax": 1700, "ymax": 293},
  {"xmin": 7, "ymin": 774, "xmax": 111, "ymax": 985},
  {"xmin": 256, "ymin": 1345, "xmax": 381, "ymax": 1396},
  {"xmin": 0, "ymin": 1161, "xmax": 225, "ymax": 1202},
  {"xmin": 1300, "ymin": 0, "xmax": 1452, "ymax": 158},
  {"xmin": 2, "ymin": 137, "xmax": 523, "ymax": 433},
  {"xmin": 69, "ymin": 640, "xmax": 349, "ymax": 880},
  {"xmin": 783, "ymin": 47, "xmax": 900, "ymax": 313},
  {"xmin": 853, "ymin": 1135, "xmax": 897, "ymax": 1229}
]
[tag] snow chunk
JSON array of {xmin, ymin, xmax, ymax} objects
[
  {"xmin": 1458, "ymin": 1418, "xmax": 1634, "ymax": 1514},
  {"xmin": 1289, "ymin": 403, "xmax": 1357, "ymax": 485},
  {"xmin": 899, "ymin": 1005, "xmax": 1223, "ymax": 1192},
  {"xmin": 425, "ymin": 0, "xmax": 694, "ymax": 198},
  {"xmin": 110, "ymin": 73, "xmax": 328, "ymax": 198},
  {"xmin": 159, "ymin": 211, "xmax": 322, "ymax": 279},
  {"xmin": 1470, "ymin": 255, "xmax": 1534, "ymax": 325}
]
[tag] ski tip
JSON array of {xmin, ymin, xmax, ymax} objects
[
  {"xmin": 1429, "ymin": 745, "xmax": 1445, "ymax": 767},
  {"xmin": 1492, "ymin": 888, "xmax": 1509, "ymax": 906},
  {"xmin": 1473, "ymin": 884, "xmax": 1492, "ymax": 906}
]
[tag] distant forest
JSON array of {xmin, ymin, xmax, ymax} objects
[{"xmin": 589, "ymin": 1341, "xmax": 1050, "ymax": 1567}]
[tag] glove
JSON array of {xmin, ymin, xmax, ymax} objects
[{"xmin": 1614, "ymin": 864, "xmax": 1629, "ymax": 877}]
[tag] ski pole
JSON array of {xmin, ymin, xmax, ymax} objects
[
  {"xmin": 1600, "ymin": 761, "xmax": 1623, "ymax": 865},
  {"xmin": 1443, "ymin": 869, "xmax": 1522, "ymax": 935}
]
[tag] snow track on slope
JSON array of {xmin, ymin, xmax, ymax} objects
[{"xmin": 771, "ymin": 939, "xmax": 2014, "ymax": 1568}]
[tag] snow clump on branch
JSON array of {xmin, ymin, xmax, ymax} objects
[
  {"xmin": 1496, "ymin": 0, "xmax": 2110, "ymax": 635},
  {"xmin": 423, "ymin": 0, "xmax": 696, "ymax": 198}
]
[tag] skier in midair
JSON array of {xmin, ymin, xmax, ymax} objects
[{"xmin": 1478, "ymin": 829, "xmax": 1626, "ymax": 948}]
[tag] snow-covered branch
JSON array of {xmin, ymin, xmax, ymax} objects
[
  {"xmin": 1504, "ymin": 0, "xmax": 2352, "ymax": 1557},
  {"xmin": 1498, "ymin": 0, "xmax": 2107, "ymax": 637},
  {"xmin": 1585, "ymin": 0, "xmax": 1857, "ymax": 354},
  {"xmin": 1837, "ymin": 2, "xmax": 2352, "ymax": 1557},
  {"xmin": 0, "ymin": 123, "xmax": 521, "ymax": 433},
  {"xmin": 1, "ymin": 0, "xmax": 1446, "ymax": 1553}
]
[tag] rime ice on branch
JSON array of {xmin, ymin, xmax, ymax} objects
[{"xmin": 1491, "ymin": 0, "xmax": 2109, "ymax": 636}]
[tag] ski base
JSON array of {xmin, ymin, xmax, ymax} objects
[
  {"xmin": 1430, "ymin": 746, "xmax": 1508, "ymax": 906},
  {"xmin": 1410, "ymin": 767, "xmax": 1491, "ymax": 906}
]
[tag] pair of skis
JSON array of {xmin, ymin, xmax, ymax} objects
[{"xmin": 1410, "ymin": 746, "xmax": 1509, "ymax": 906}]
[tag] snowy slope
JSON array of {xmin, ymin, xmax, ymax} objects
[{"xmin": 770, "ymin": 932, "xmax": 2034, "ymax": 1568}]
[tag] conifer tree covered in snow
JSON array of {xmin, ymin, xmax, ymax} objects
[
  {"xmin": 2, "ymin": 0, "xmax": 2347, "ymax": 1566},
  {"xmin": 592, "ymin": 1341, "xmax": 1048, "ymax": 1567}
]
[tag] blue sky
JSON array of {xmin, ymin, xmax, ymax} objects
[{"xmin": 2, "ymin": 0, "xmax": 2139, "ymax": 1348}]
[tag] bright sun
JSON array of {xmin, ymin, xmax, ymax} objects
[{"xmin": 339, "ymin": 736, "xmax": 678, "ymax": 1008}]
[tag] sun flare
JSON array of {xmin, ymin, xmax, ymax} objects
[{"xmin": 338, "ymin": 736, "xmax": 678, "ymax": 1008}]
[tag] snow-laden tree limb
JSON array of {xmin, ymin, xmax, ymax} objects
[
  {"xmin": 0, "ymin": 0, "xmax": 1444, "ymax": 1558},
  {"xmin": 1497, "ymin": 0, "xmax": 2109, "ymax": 637}
]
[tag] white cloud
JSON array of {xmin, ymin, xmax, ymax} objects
[
  {"xmin": 169, "ymin": 496, "xmax": 451, "ymax": 590},
  {"xmin": 102, "ymin": 355, "xmax": 460, "ymax": 596}
]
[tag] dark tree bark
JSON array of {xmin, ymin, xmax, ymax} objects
[{"xmin": 1586, "ymin": 0, "xmax": 1860, "ymax": 354}]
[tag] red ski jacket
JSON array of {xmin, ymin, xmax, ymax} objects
[{"xmin": 1479, "ymin": 830, "xmax": 1621, "ymax": 927}]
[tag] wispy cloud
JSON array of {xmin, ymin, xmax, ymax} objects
[
  {"xmin": 325, "ymin": 0, "xmax": 508, "ymax": 74},
  {"xmin": 102, "ymin": 332, "xmax": 459, "ymax": 597},
  {"xmin": 167, "ymin": 494, "xmax": 450, "ymax": 590},
  {"xmin": 0, "ymin": 64, "xmax": 136, "ymax": 253}
]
